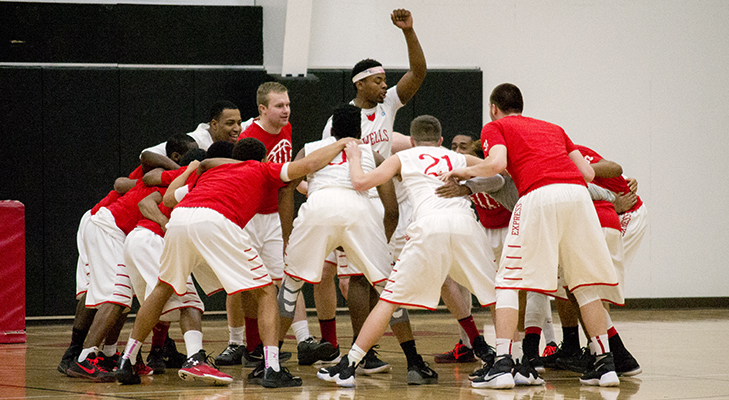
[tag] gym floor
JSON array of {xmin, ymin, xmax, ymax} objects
[{"xmin": 2, "ymin": 308, "xmax": 728, "ymax": 400}]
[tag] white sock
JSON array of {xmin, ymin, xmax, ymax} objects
[
  {"xmin": 183, "ymin": 330, "xmax": 203, "ymax": 358},
  {"xmin": 291, "ymin": 320, "xmax": 311, "ymax": 343},
  {"xmin": 512, "ymin": 341, "xmax": 523, "ymax": 362},
  {"xmin": 101, "ymin": 342, "xmax": 117, "ymax": 357},
  {"xmin": 348, "ymin": 344, "xmax": 367, "ymax": 367},
  {"xmin": 78, "ymin": 346, "xmax": 98, "ymax": 362},
  {"xmin": 495, "ymin": 338, "xmax": 512, "ymax": 356},
  {"xmin": 543, "ymin": 299, "xmax": 556, "ymax": 344},
  {"xmin": 122, "ymin": 338, "xmax": 142, "ymax": 365},
  {"xmin": 228, "ymin": 326, "xmax": 245, "ymax": 346},
  {"xmin": 589, "ymin": 334, "xmax": 610, "ymax": 355},
  {"xmin": 264, "ymin": 346, "xmax": 280, "ymax": 371}
]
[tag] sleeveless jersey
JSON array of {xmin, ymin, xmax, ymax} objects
[{"xmin": 304, "ymin": 137, "xmax": 376, "ymax": 196}]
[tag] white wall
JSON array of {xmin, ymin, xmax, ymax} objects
[{"xmin": 305, "ymin": 0, "xmax": 729, "ymax": 299}]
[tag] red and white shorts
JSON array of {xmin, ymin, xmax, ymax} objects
[{"xmin": 243, "ymin": 212, "xmax": 285, "ymax": 281}]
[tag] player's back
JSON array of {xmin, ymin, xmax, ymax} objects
[
  {"xmin": 397, "ymin": 146, "xmax": 472, "ymax": 220},
  {"xmin": 305, "ymin": 137, "xmax": 376, "ymax": 196}
]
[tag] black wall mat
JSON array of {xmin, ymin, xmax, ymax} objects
[
  {"xmin": 0, "ymin": 67, "xmax": 45, "ymax": 316},
  {"xmin": 119, "ymin": 69, "xmax": 195, "ymax": 173},
  {"xmin": 193, "ymin": 69, "xmax": 271, "ymax": 123},
  {"xmin": 42, "ymin": 68, "xmax": 121, "ymax": 315},
  {"xmin": 0, "ymin": 2, "xmax": 262, "ymax": 66}
]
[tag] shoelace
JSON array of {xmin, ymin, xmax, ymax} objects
[{"xmin": 89, "ymin": 357, "xmax": 112, "ymax": 373}]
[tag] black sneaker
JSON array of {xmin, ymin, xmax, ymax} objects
[
  {"xmin": 541, "ymin": 342, "xmax": 581, "ymax": 370},
  {"xmin": 262, "ymin": 366, "xmax": 303, "ymax": 388},
  {"xmin": 297, "ymin": 337, "xmax": 335, "ymax": 366},
  {"xmin": 356, "ymin": 345, "xmax": 391, "ymax": 375},
  {"xmin": 215, "ymin": 344, "xmax": 246, "ymax": 366},
  {"xmin": 146, "ymin": 345, "xmax": 166, "ymax": 374},
  {"xmin": 512, "ymin": 358, "xmax": 545, "ymax": 386},
  {"xmin": 317, "ymin": 354, "xmax": 356, "ymax": 387},
  {"xmin": 580, "ymin": 352, "xmax": 619, "ymax": 387},
  {"xmin": 247, "ymin": 362, "xmax": 265, "ymax": 385},
  {"xmin": 162, "ymin": 337, "xmax": 187, "ymax": 369},
  {"xmin": 314, "ymin": 344, "xmax": 341, "ymax": 366},
  {"xmin": 58, "ymin": 343, "xmax": 83, "ymax": 375},
  {"xmin": 468, "ymin": 363, "xmax": 489, "ymax": 381},
  {"xmin": 471, "ymin": 354, "xmax": 515, "ymax": 389},
  {"xmin": 66, "ymin": 353, "xmax": 116, "ymax": 383},
  {"xmin": 115, "ymin": 356, "xmax": 141, "ymax": 385},
  {"xmin": 242, "ymin": 343, "xmax": 292, "ymax": 367},
  {"xmin": 96, "ymin": 352, "xmax": 119, "ymax": 372},
  {"xmin": 406, "ymin": 361, "xmax": 438, "ymax": 385},
  {"xmin": 613, "ymin": 348, "xmax": 642, "ymax": 377},
  {"xmin": 472, "ymin": 335, "xmax": 496, "ymax": 366},
  {"xmin": 557, "ymin": 347, "xmax": 594, "ymax": 373}
]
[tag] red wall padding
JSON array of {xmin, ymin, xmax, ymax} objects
[{"xmin": 0, "ymin": 201, "xmax": 26, "ymax": 343}]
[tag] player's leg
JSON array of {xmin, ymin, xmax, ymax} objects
[
  {"xmin": 215, "ymin": 292, "xmax": 246, "ymax": 365},
  {"xmin": 436, "ymin": 277, "xmax": 478, "ymax": 363}
]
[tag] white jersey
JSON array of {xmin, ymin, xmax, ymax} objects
[
  {"xmin": 304, "ymin": 137, "xmax": 376, "ymax": 195},
  {"xmin": 322, "ymin": 86, "xmax": 403, "ymax": 158},
  {"xmin": 141, "ymin": 118, "xmax": 255, "ymax": 156},
  {"xmin": 397, "ymin": 146, "xmax": 472, "ymax": 221}
]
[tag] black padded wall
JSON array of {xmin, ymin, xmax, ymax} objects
[
  {"xmin": 0, "ymin": 2, "xmax": 262, "ymax": 66},
  {"xmin": 42, "ymin": 68, "xmax": 121, "ymax": 315},
  {"xmin": 0, "ymin": 67, "xmax": 45, "ymax": 316}
]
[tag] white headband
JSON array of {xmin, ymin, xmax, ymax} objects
[{"xmin": 352, "ymin": 66, "xmax": 386, "ymax": 83}]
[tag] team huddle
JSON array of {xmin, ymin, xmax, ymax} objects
[{"xmin": 56, "ymin": 9, "xmax": 647, "ymax": 391}]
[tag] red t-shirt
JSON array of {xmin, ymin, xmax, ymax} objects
[
  {"xmin": 160, "ymin": 166, "xmax": 187, "ymax": 186},
  {"xmin": 470, "ymin": 192, "xmax": 511, "ymax": 229},
  {"xmin": 106, "ymin": 179, "xmax": 163, "ymax": 235},
  {"xmin": 177, "ymin": 161, "xmax": 286, "ymax": 230},
  {"xmin": 594, "ymin": 200, "xmax": 621, "ymax": 230},
  {"xmin": 238, "ymin": 122, "xmax": 293, "ymax": 214},
  {"xmin": 574, "ymin": 145, "xmax": 643, "ymax": 214},
  {"xmin": 481, "ymin": 116, "xmax": 586, "ymax": 196},
  {"xmin": 136, "ymin": 202, "xmax": 172, "ymax": 238},
  {"xmin": 91, "ymin": 166, "xmax": 145, "ymax": 215}
]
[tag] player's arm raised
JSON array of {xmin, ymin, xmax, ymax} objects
[
  {"xmin": 392, "ymin": 9, "xmax": 426, "ymax": 105},
  {"xmin": 440, "ymin": 144, "xmax": 507, "ymax": 182},
  {"xmin": 284, "ymin": 138, "xmax": 359, "ymax": 181}
]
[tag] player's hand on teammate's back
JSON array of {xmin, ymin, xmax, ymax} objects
[
  {"xmin": 613, "ymin": 192, "xmax": 637, "ymax": 214},
  {"xmin": 439, "ymin": 168, "xmax": 471, "ymax": 183},
  {"xmin": 626, "ymin": 177, "xmax": 638, "ymax": 194},
  {"xmin": 435, "ymin": 178, "xmax": 471, "ymax": 198},
  {"xmin": 344, "ymin": 141, "xmax": 362, "ymax": 159},
  {"xmin": 391, "ymin": 9, "xmax": 413, "ymax": 30}
]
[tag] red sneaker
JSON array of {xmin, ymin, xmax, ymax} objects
[
  {"xmin": 178, "ymin": 350, "xmax": 233, "ymax": 385},
  {"xmin": 434, "ymin": 341, "xmax": 477, "ymax": 363},
  {"xmin": 542, "ymin": 341, "xmax": 558, "ymax": 357}
]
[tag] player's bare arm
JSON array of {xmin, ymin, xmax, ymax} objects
[
  {"xmin": 439, "ymin": 145, "xmax": 507, "ymax": 182},
  {"xmin": 568, "ymin": 149, "xmax": 595, "ymax": 183},
  {"xmin": 391, "ymin": 131, "xmax": 414, "ymax": 154},
  {"xmin": 142, "ymin": 168, "xmax": 165, "ymax": 187},
  {"xmin": 138, "ymin": 191, "xmax": 169, "ymax": 233},
  {"xmin": 372, "ymin": 151, "xmax": 399, "ymax": 241},
  {"xmin": 613, "ymin": 192, "xmax": 638, "ymax": 214},
  {"xmin": 345, "ymin": 141, "xmax": 401, "ymax": 192},
  {"xmin": 392, "ymin": 9, "xmax": 427, "ymax": 105},
  {"xmin": 590, "ymin": 158, "xmax": 623, "ymax": 178},
  {"xmin": 140, "ymin": 150, "xmax": 180, "ymax": 173},
  {"xmin": 286, "ymin": 137, "xmax": 359, "ymax": 181},
  {"xmin": 114, "ymin": 177, "xmax": 137, "ymax": 194},
  {"xmin": 626, "ymin": 177, "xmax": 638, "ymax": 193},
  {"xmin": 163, "ymin": 160, "xmax": 199, "ymax": 208},
  {"xmin": 278, "ymin": 177, "xmax": 302, "ymax": 252}
]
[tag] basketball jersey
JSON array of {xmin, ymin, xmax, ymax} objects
[
  {"xmin": 397, "ymin": 146, "xmax": 471, "ymax": 221},
  {"xmin": 304, "ymin": 137, "xmax": 376, "ymax": 195}
]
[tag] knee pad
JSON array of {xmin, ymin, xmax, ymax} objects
[
  {"xmin": 278, "ymin": 276, "xmax": 304, "ymax": 320},
  {"xmin": 524, "ymin": 291, "xmax": 548, "ymax": 328}
]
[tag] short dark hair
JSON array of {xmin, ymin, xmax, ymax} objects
[
  {"xmin": 232, "ymin": 137, "xmax": 267, "ymax": 162},
  {"xmin": 205, "ymin": 140, "xmax": 234, "ymax": 159},
  {"xmin": 489, "ymin": 83, "xmax": 523, "ymax": 114},
  {"xmin": 165, "ymin": 133, "xmax": 196, "ymax": 158},
  {"xmin": 331, "ymin": 104, "xmax": 362, "ymax": 139},
  {"xmin": 410, "ymin": 115, "xmax": 442, "ymax": 143},
  {"xmin": 209, "ymin": 100, "xmax": 239, "ymax": 121},
  {"xmin": 178, "ymin": 148, "xmax": 206, "ymax": 166},
  {"xmin": 456, "ymin": 131, "xmax": 479, "ymax": 142},
  {"xmin": 351, "ymin": 59, "xmax": 383, "ymax": 92}
]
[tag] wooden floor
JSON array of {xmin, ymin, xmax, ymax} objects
[{"xmin": 2, "ymin": 308, "xmax": 728, "ymax": 400}]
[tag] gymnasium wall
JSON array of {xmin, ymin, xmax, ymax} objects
[{"xmin": 0, "ymin": 2, "xmax": 483, "ymax": 317}]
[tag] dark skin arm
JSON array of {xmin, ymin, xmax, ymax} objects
[
  {"xmin": 591, "ymin": 158, "xmax": 623, "ymax": 178},
  {"xmin": 372, "ymin": 152, "xmax": 399, "ymax": 242},
  {"xmin": 142, "ymin": 168, "xmax": 165, "ymax": 187},
  {"xmin": 163, "ymin": 160, "xmax": 200, "ymax": 208},
  {"xmin": 391, "ymin": 9, "xmax": 427, "ymax": 105},
  {"xmin": 138, "ymin": 191, "xmax": 169, "ymax": 233},
  {"xmin": 114, "ymin": 178, "xmax": 137, "ymax": 194},
  {"xmin": 140, "ymin": 150, "xmax": 180, "ymax": 173}
]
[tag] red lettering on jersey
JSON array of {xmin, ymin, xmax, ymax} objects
[
  {"xmin": 419, "ymin": 154, "xmax": 454, "ymax": 176},
  {"xmin": 511, "ymin": 203, "xmax": 522, "ymax": 236},
  {"xmin": 329, "ymin": 151, "xmax": 347, "ymax": 166},
  {"xmin": 362, "ymin": 129, "xmax": 390, "ymax": 146}
]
